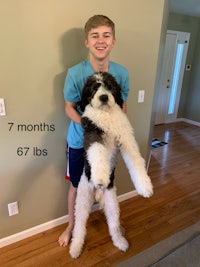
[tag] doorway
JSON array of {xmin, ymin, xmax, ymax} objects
[{"xmin": 155, "ymin": 30, "xmax": 190, "ymax": 125}]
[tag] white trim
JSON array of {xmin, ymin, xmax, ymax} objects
[
  {"xmin": 176, "ymin": 118, "xmax": 200, "ymax": 127},
  {"xmin": 118, "ymin": 189, "xmax": 138, "ymax": 202},
  {"xmin": 146, "ymin": 150, "xmax": 151, "ymax": 171},
  {"xmin": 163, "ymin": 118, "xmax": 200, "ymax": 127},
  {"xmin": 0, "ymin": 215, "xmax": 69, "ymax": 248},
  {"xmin": 0, "ymin": 190, "xmax": 137, "ymax": 248},
  {"xmin": 91, "ymin": 190, "xmax": 138, "ymax": 212}
]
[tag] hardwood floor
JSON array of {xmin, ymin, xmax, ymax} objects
[{"xmin": 1, "ymin": 122, "xmax": 200, "ymax": 267}]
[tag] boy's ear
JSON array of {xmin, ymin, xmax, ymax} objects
[
  {"xmin": 85, "ymin": 39, "xmax": 89, "ymax": 48},
  {"xmin": 112, "ymin": 38, "xmax": 116, "ymax": 48}
]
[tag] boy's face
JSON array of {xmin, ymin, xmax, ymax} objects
[{"xmin": 85, "ymin": 25, "xmax": 116, "ymax": 61}]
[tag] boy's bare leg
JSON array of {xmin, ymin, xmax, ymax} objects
[{"xmin": 58, "ymin": 184, "xmax": 77, "ymax": 247}]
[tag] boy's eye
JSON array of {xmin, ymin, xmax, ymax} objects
[
  {"xmin": 90, "ymin": 33, "xmax": 112, "ymax": 39},
  {"xmin": 91, "ymin": 34, "xmax": 98, "ymax": 38},
  {"xmin": 104, "ymin": 33, "xmax": 112, "ymax": 38}
]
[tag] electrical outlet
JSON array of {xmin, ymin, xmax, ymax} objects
[
  {"xmin": 0, "ymin": 98, "xmax": 6, "ymax": 116},
  {"xmin": 8, "ymin": 202, "xmax": 19, "ymax": 216},
  {"xmin": 138, "ymin": 90, "xmax": 145, "ymax": 103}
]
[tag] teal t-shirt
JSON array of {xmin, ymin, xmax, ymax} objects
[{"xmin": 63, "ymin": 60, "xmax": 129, "ymax": 149}]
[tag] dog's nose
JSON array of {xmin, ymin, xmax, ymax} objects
[{"xmin": 99, "ymin": 94, "xmax": 108, "ymax": 103}]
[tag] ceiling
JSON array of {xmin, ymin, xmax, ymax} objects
[{"xmin": 170, "ymin": 0, "xmax": 200, "ymax": 17}]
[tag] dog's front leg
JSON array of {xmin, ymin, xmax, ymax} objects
[
  {"xmin": 120, "ymin": 140, "xmax": 153, "ymax": 198},
  {"xmin": 69, "ymin": 173, "xmax": 94, "ymax": 259},
  {"xmin": 87, "ymin": 142, "xmax": 111, "ymax": 188},
  {"xmin": 103, "ymin": 186, "xmax": 129, "ymax": 251}
]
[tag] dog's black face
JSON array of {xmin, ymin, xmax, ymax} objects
[{"xmin": 78, "ymin": 72, "xmax": 123, "ymax": 112}]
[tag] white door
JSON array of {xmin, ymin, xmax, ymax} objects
[{"xmin": 155, "ymin": 30, "xmax": 190, "ymax": 124}]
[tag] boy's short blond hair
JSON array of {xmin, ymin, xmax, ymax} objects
[{"xmin": 84, "ymin": 15, "xmax": 115, "ymax": 39}]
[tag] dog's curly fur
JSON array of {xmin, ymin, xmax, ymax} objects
[{"xmin": 69, "ymin": 72, "xmax": 153, "ymax": 258}]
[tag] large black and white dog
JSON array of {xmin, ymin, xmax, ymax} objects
[{"xmin": 69, "ymin": 72, "xmax": 153, "ymax": 258}]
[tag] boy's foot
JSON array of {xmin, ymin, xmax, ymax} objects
[{"xmin": 58, "ymin": 226, "xmax": 72, "ymax": 247}]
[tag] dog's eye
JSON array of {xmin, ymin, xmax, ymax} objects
[
  {"xmin": 103, "ymin": 80, "xmax": 112, "ymax": 91},
  {"xmin": 92, "ymin": 82, "xmax": 101, "ymax": 92}
]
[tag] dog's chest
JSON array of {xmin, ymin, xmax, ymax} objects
[
  {"xmin": 103, "ymin": 128, "xmax": 123, "ymax": 148},
  {"xmin": 83, "ymin": 106, "xmax": 131, "ymax": 149}
]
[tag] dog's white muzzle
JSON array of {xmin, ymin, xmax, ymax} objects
[{"xmin": 91, "ymin": 86, "xmax": 115, "ymax": 110}]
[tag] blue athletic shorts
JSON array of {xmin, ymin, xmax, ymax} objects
[{"xmin": 65, "ymin": 145, "xmax": 84, "ymax": 188}]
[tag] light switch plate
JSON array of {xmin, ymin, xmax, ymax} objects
[
  {"xmin": 138, "ymin": 90, "xmax": 145, "ymax": 103},
  {"xmin": 0, "ymin": 98, "xmax": 6, "ymax": 116}
]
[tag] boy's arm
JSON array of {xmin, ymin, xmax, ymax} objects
[
  {"xmin": 65, "ymin": 101, "xmax": 81, "ymax": 124},
  {"xmin": 122, "ymin": 102, "xmax": 127, "ymax": 113}
]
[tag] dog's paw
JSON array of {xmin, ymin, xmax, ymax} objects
[
  {"xmin": 69, "ymin": 241, "xmax": 82, "ymax": 259},
  {"xmin": 136, "ymin": 175, "xmax": 153, "ymax": 198},
  {"xmin": 113, "ymin": 236, "xmax": 129, "ymax": 252}
]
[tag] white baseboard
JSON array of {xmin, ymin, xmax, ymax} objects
[
  {"xmin": 177, "ymin": 118, "xmax": 200, "ymax": 127},
  {"xmin": 0, "ymin": 215, "xmax": 69, "ymax": 248},
  {"xmin": 117, "ymin": 189, "xmax": 138, "ymax": 202},
  {"xmin": 0, "ymin": 190, "xmax": 137, "ymax": 248}
]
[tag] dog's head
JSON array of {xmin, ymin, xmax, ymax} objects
[{"xmin": 78, "ymin": 72, "xmax": 123, "ymax": 112}]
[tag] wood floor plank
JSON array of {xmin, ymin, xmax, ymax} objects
[{"xmin": 1, "ymin": 122, "xmax": 200, "ymax": 266}]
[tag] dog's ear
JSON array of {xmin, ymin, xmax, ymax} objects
[
  {"xmin": 102, "ymin": 72, "xmax": 123, "ymax": 109},
  {"xmin": 77, "ymin": 77, "xmax": 92, "ymax": 112},
  {"xmin": 78, "ymin": 75, "xmax": 101, "ymax": 112},
  {"xmin": 77, "ymin": 87, "xmax": 89, "ymax": 112},
  {"xmin": 115, "ymin": 88, "xmax": 123, "ymax": 109}
]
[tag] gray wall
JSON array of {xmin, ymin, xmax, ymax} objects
[
  {"xmin": 0, "ymin": 0, "xmax": 167, "ymax": 238},
  {"xmin": 168, "ymin": 13, "xmax": 200, "ymax": 122}
]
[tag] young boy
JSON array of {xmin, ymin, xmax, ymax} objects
[{"xmin": 59, "ymin": 15, "xmax": 130, "ymax": 247}]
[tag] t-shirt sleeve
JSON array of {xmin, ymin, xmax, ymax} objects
[
  {"xmin": 63, "ymin": 71, "xmax": 81, "ymax": 103},
  {"xmin": 121, "ymin": 70, "xmax": 130, "ymax": 102}
]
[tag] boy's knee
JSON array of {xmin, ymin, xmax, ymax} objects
[{"xmin": 70, "ymin": 183, "xmax": 78, "ymax": 193}]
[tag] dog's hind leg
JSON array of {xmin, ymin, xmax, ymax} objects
[
  {"xmin": 103, "ymin": 187, "xmax": 129, "ymax": 252},
  {"xmin": 69, "ymin": 174, "xmax": 94, "ymax": 259}
]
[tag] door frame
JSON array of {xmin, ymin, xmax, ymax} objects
[{"xmin": 155, "ymin": 30, "xmax": 190, "ymax": 124}]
